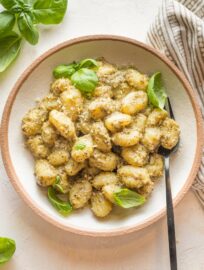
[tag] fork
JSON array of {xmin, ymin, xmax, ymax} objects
[{"xmin": 157, "ymin": 98, "xmax": 179, "ymax": 270}]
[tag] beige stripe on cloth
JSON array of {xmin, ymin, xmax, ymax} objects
[{"xmin": 146, "ymin": 0, "xmax": 204, "ymax": 206}]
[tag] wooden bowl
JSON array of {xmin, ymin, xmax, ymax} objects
[{"xmin": 1, "ymin": 35, "xmax": 203, "ymax": 237}]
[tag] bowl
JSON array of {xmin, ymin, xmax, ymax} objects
[{"xmin": 1, "ymin": 35, "xmax": 203, "ymax": 237}]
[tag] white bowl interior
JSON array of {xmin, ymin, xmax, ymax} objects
[{"xmin": 8, "ymin": 39, "xmax": 196, "ymax": 233}]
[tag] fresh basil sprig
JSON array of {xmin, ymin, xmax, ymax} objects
[
  {"xmin": 0, "ymin": 0, "xmax": 68, "ymax": 73},
  {"xmin": 53, "ymin": 58, "xmax": 99, "ymax": 98},
  {"xmin": 113, "ymin": 188, "xmax": 146, "ymax": 208},
  {"xmin": 48, "ymin": 187, "xmax": 72, "ymax": 216},
  {"xmin": 0, "ymin": 237, "xmax": 16, "ymax": 265},
  {"xmin": 147, "ymin": 72, "xmax": 167, "ymax": 109}
]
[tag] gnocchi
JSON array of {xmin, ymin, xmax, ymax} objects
[
  {"xmin": 142, "ymin": 127, "xmax": 161, "ymax": 152},
  {"xmin": 71, "ymin": 134, "xmax": 94, "ymax": 162},
  {"xmin": 118, "ymin": 166, "xmax": 151, "ymax": 189},
  {"xmin": 103, "ymin": 184, "xmax": 121, "ymax": 203},
  {"xmin": 121, "ymin": 91, "xmax": 148, "ymax": 115},
  {"xmin": 26, "ymin": 135, "xmax": 50, "ymax": 158},
  {"xmin": 105, "ymin": 112, "xmax": 132, "ymax": 133},
  {"xmin": 41, "ymin": 121, "xmax": 57, "ymax": 146},
  {"xmin": 91, "ymin": 192, "xmax": 112, "ymax": 217},
  {"xmin": 121, "ymin": 144, "xmax": 149, "ymax": 166},
  {"xmin": 56, "ymin": 167, "xmax": 70, "ymax": 193},
  {"xmin": 89, "ymin": 149, "xmax": 118, "ymax": 171},
  {"xmin": 39, "ymin": 93, "xmax": 61, "ymax": 111},
  {"xmin": 60, "ymin": 88, "xmax": 83, "ymax": 121},
  {"xmin": 146, "ymin": 108, "xmax": 168, "ymax": 126},
  {"xmin": 22, "ymin": 107, "xmax": 47, "ymax": 137},
  {"xmin": 92, "ymin": 172, "xmax": 118, "ymax": 189},
  {"xmin": 22, "ymin": 58, "xmax": 180, "ymax": 218},
  {"xmin": 70, "ymin": 180, "xmax": 92, "ymax": 209},
  {"xmin": 48, "ymin": 149, "xmax": 69, "ymax": 166},
  {"xmin": 49, "ymin": 110, "xmax": 76, "ymax": 139},
  {"xmin": 65, "ymin": 158, "xmax": 86, "ymax": 176},
  {"xmin": 146, "ymin": 154, "xmax": 164, "ymax": 178},
  {"xmin": 88, "ymin": 97, "xmax": 115, "ymax": 120},
  {"xmin": 125, "ymin": 69, "xmax": 148, "ymax": 90},
  {"xmin": 161, "ymin": 118, "xmax": 180, "ymax": 149},
  {"xmin": 93, "ymin": 85, "xmax": 113, "ymax": 98},
  {"xmin": 35, "ymin": 159, "xmax": 57, "ymax": 187},
  {"xmin": 51, "ymin": 78, "xmax": 71, "ymax": 95},
  {"xmin": 112, "ymin": 128, "xmax": 141, "ymax": 147},
  {"xmin": 91, "ymin": 121, "xmax": 112, "ymax": 152}
]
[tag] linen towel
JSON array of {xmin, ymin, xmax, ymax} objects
[{"xmin": 147, "ymin": 0, "xmax": 204, "ymax": 206}]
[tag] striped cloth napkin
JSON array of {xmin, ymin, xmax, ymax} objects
[{"xmin": 147, "ymin": 0, "xmax": 204, "ymax": 206}]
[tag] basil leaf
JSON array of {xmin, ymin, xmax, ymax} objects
[
  {"xmin": 53, "ymin": 64, "xmax": 76, "ymax": 79},
  {"xmin": 113, "ymin": 188, "xmax": 146, "ymax": 208},
  {"xmin": 0, "ymin": 11, "xmax": 15, "ymax": 38},
  {"xmin": 0, "ymin": 32, "xmax": 22, "ymax": 73},
  {"xmin": 71, "ymin": 68, "xmax": 98, "ymax": 98},
  {"xmin": 0, "ymin": 237, "xmax": 16, "ymax": 265},
  {"xmin": 9, "ymin": 1, "xmax": 30, "ymax": 14},
  {"xmin": 74, "ymin": 143, "xmax": 86, "ymax": 150},
  {"xmin": 48, "ymin": 187, "xmax": 72, "ymax": 216},
  {"xmin": 17, "ymin": 12, "xmax": 39, "ymax": 45},
  {"xmin": 147, "ymin": 72, "xmax": 167, "ymax": 109},
  {"xmin": 53, "ymin": 175, "xmax": 65, "ymax": 193},
  {"xmin": 32, "ymin": 0, "xmax": 67, "ymax": 25},
  {"xmin": 78, "ymin": 58, "xmax": 98, "ymax": 69},
  {"xmin": 0, "ymin": 0, "xmax": 17, "ymax": 10}
]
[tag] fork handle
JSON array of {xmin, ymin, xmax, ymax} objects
[{"xmin": 165, "ymin": 157, "xmax": 178, "ymax": 270}]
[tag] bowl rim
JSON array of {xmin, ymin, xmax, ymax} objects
[{"xmin": 1, "ymin": 35, "xmax": 203, "ymax": 237}]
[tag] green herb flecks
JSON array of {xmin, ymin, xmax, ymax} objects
[{"xmin": 74, "ymin": 143, "xmax": 86, "ymax": 150}]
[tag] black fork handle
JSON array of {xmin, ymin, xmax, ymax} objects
[{"xmin": 165, "ymin": 157, "xmax": 178, "ymax": 270}]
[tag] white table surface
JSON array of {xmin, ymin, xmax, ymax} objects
[{"xmin": 0, "ymin": 0, "xmax": 204, "ymax": 269}]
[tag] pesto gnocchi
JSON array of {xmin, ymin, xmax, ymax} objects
[{"xmin": 22, "ymin": 58, "xmax": 180, "ymax": 218}]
